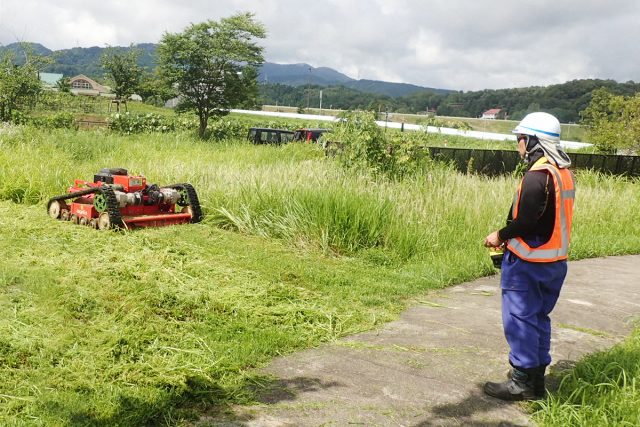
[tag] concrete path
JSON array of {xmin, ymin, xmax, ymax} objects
[{"xmin": 211, "ymin": 255, "xmax": 640, "ymax": 426}]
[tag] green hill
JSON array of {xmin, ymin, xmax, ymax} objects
[
  {"xmin": 1, "ymin": 42, "xmax": 449, "ymax": 97},
  {"xmin": 2, "ymin": 42, "xmax": 639, "ymax": 122},
  {"xmin": 0, "ymin": 42, "xmax": 157, "ymax": 79}
]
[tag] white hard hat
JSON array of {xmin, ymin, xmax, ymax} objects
[{"xmin": 513, "ymin": 112, "xmax": 561, "ymax": 143}]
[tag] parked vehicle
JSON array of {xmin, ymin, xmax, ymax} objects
[
  {"xmin": 292, "ymin": 128, "xmax": 332, "ymax": 143},
  {"xmin": 247, "ymin": 127, "xmax": 295, "ymax": 144}
]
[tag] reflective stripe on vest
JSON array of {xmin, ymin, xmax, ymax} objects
[{"xmin": 506, "ymin": 158, "xmax": 575, "ymax": 262}]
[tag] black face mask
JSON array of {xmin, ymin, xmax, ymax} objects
[
  {"xmin": 525, "ymin": 135, "xmax": 540, "ymax": 152},
  {"xmin": 522, "ymin": 136, "xmax": 543, "ymax": 164}
]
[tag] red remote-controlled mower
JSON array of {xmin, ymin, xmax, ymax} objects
[{"xmin": 46, "ymin": 168, "xmax": 203, "ymax": 230}]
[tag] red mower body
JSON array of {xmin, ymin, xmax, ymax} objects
[{"xmin": 47, "ymin": 168, "xmax": 203, "ymax": 230}]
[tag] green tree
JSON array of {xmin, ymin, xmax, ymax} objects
[
  {"xmin": 0, "ymin": 47, "xmax": 50, "ymax": 122},
  {"xmin": 157, "ymin": 13, "xmax": 266, "ymax": 138},
  {"xmin": 100, "ymin": 45, "xmax": 142, "ymax": 101},
  {"xmin": 55, "ymin": 76, "xmax": 71, "ymax": 93},
  {"xmin": 137, "ymin": 71, "xmax": 177, "ymax": 106},
  {"xmin": 580, "ymin": 88, "xmax": 640, "ymax": 154}
]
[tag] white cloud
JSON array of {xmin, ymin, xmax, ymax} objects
[
  {"xmin": 1, "ymin": 0, "xmax": 639, "ymax": 91},
  {"xmin": 411, "ymin": 30, "xmax": 447, "ymax": 67}
]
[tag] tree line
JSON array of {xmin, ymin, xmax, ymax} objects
[{"xmin": 258, "ymin": 78, "xmax": 640, "ymax": 123}]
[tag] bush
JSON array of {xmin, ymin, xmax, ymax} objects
[
  {"xmin": 206, "ymin": 118, "xmax": 248, "ymax": 140},
  {"xmin": 327, "ymin": 111, "xmax": 438, "ymax": 177},
  {"xmin": 36, "ymin": 91, "xmax": 105, "ymax": 114},
  {"xmin": 107, "ymin": 113, "xmax": 249, "ymax": 139},
  {"xmin": 419, "ymin": 116, "xmax": 472, "ymax": 131},
  {"xmin": 30, "ymin": 112, "xmax": 78, "ymax": 130},
  {"xmin": 8, "ymin": 111, "xmax": 78, "ymax": 130},
  {"xmin": 144, "ymin": 95, "xmax": 166, "ymax": 108},
  {"xmin": 387, "ymin": 132, "xmax": 435, "ymax": 176},
  {"xmin": 330, "ymin": 111, "xmax": 393, "ymax": 174},
  {"xmin": 9, "ymin": 110, "xmax": 29, "ymax": 125},
  {"xmin": 107, "ymin": 112, "xmax": 176, "ymax": 134}
]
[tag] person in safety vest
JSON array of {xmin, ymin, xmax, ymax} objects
[{"xmin": 483, "ymin": 112, "xmax": 575, "ymax": 401}]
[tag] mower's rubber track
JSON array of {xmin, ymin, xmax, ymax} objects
[
  {"xmin": 167, "ymin": 183, "xmax": 203, "ymax": 223},
  {"xmin": 97, "ymin": 186, "xmax": 123, "ymax": 229},
  {"xmin": 46, "ymin": 186, "xmax": 101, "ymax": 212}
]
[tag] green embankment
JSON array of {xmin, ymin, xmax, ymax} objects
[{"xmin": 0, "ymin": 126, "xmax": 638, "ymax": 425}]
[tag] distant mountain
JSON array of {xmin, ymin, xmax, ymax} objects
[
  {"xmin": 0, "ymin": 43, "xmax": 452, "ymax": 98},
  {"xmin": 0, "ymin": 42, "xmax": 52, "ymax": 58},
  {"xmin": 259, "ymin": 63, "xmax": 353, "ymax": 86},
  {"xmin": 258, "ymin": 62, "xmax": 451, "ymax": 97},
  {"xmin": 0, "ymin": 42, "xmax": 450, "ymax": 97},
  {"xmin": 344, "ymin": 79, "xmax": 450, "ymax": 97},
  {"xmin": 0, "ymin": 42, "xmax": 157, "ymax": 80}
]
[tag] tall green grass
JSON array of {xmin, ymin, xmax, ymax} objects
[
  {"xmin": 1, "ymin": 124, "xmax": 638, "ymax": 274},
  {"xmin": 532, "ymin": 328, "xmax": 640, "ymax": 426},
  {"xmin": 0, "ymin": 125, "xmax": 639, "ymax": 425}
]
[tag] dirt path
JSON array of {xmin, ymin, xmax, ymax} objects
[{"xmin": 210, "ymin": 255, "xmax": 640, "ymax": 426}]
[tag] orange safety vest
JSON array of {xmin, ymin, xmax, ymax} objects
[{"xmin": 506, "ymin": 157, "xmax": 575, "ymax": 262}]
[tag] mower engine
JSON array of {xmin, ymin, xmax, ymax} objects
[{"xmin": 46, "ymin": 168, "xmax": 203, "ymax": 230}]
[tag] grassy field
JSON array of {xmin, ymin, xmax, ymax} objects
[
  {"xmin": 0, "ymin": 125, "xmax": 638, "ymax": 425},
  {"xmin": 33, "ymin": 92, "xmax": 590, "ymax": 142},
  {"xmin": 36, "ymin": 95, "xmax": 590, "ymax": 144}
]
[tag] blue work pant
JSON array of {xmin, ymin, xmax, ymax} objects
[{"xmin": 500, "ymin": 250, "xmax": 567, "ymax": 369}]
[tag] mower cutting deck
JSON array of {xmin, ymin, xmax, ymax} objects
[{"xmin": 46, "ymin": 168, "xmax": 203, "ymax": 230}]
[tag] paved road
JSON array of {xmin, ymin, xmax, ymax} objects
[{"xmin": 210, "ymin": 255, "xmax": 640, "ymax": 426}]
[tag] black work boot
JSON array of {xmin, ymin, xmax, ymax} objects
[
  {"xmin": 532, "ymin": 365, "xmax": 547, "ymax": 398},
  {"xmin": 484, "ymin": 367, "xmax": 537, "ymax": 401},
  {"xmin": 507, "ymin": 365, "xmax": 546, "ymax": 398}
]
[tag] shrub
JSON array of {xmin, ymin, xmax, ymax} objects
[
  {"xmin": 30, "ymin": 112, "xmax": 78, "ymax": 130},
  {"xmin": 419, "ymin": 116, "xmax": 472, "ymax": 131},
  {"xmin": 206, "ymin": 119, "xmax": 248, "ymax": 141},
  {"xmin": 387, "ymin": 132, "xmax": 435, "ymax": 176},
  {"xmin": 36, "ymin": 91, "xmax": 105, "ymax": 115},
  {"xmin": 330, "ymin": 111, "xmax": 393, "ymax": 174},
  {"xmin": 107, "ymin": 112, "xmax": 176, "ymax": 134},
  {"xmin": 9, "ymin": 110, "xmax": 29, "ymax": 125},
  {"xmin": 327, "ymin": 111, "xmax": 439, "ymax": 178},
  {"xmin": 144, "ymin": 95, "xmax": 166, "ymax": 108}
]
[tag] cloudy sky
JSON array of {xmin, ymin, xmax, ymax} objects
[{"xmin": 1, "ymin": 0, "xmax": 638, "ymax": 91}]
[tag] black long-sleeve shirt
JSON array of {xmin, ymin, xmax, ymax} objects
[{"xmin": 498, "ymin": 154, "xmax": 556, "ymax": 244}]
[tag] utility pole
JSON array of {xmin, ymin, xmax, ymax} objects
[
  {"xmin": 306, "ymin": 67, "xmax": 311, "ymax": 110},
  {"xmin": 385, "ymin": 110, "xmax": 389, "ymax": 133},
  {"xmin": 319, "ymin": 90, "xmax": 323, "ymax": 113}
]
